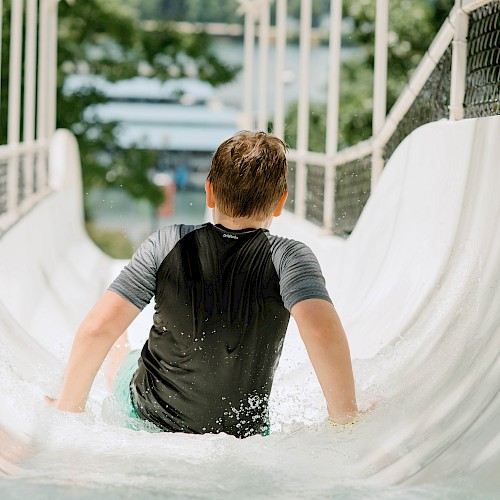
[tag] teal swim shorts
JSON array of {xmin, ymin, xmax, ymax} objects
[
  {"xmin": 113, "ymin": 349, "xmax": 270, "ymax": 435},
  {"xmin": 113, "ymin": 349, "xmax": 141, "ymax": 420}
]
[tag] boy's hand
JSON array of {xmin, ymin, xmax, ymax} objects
[
  {"xmin": 328, "ymin": 399, "xmax": 380, "ymax": 427},
  {"xmin": 44, "ymin": 395, "xmax": 57, "ymax": 407},
  {"xmin": 44, "ymin": 395, "xmax": 83, "ymax": 413}
]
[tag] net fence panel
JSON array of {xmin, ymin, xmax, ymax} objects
[
  {"xmin": 0, "ymin": 161, "xmax": 7, "ymax": 216},
  {"xmin": 33, "ymin": 154, "xmax": 40, "ymax": 194},
  {"xmin": 383, "ymin": 45, "xmax": 452, "ymax": 162},
  {"xmin": 305, "ymin": 164, "xmax": 325, "ymax": 226},
  {"xmin": 464, "ymin": 1, "xmax": 500, "ymax": 118},
  {"xmin": 17, "ymin": 155, "xmax": 26, "ymax": 205},
  {"xmin": 333, "ymin": 155, "xmax": 372, "ymax": 237},
  {"xmin": 285, "ymin": 160, "xmax": 296, "ymax": 212}
]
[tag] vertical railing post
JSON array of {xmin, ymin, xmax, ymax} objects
[
  {"xmin": 23, "ymin": 0, "xmax": 39, "ymax": 201},
  {"xmin": 47, "ymin": 0, "xmax": 60, "ymax": 138},
  {"xmin": 323, "ymin": 0, "xmax": 342, "ymax": 232},
  {"xmin": 273, "ymin": 0, "xmax": 287, "ymax": 140},
  {"xmin": 295, "ymin": 0, "xmax": 312, "ymax": 219},
  {"xmin": 7, "ymin": 0, "xmax": 24, "ymax": 216},
  {"xmin": 257, "ymin": 0, "xmax": 270, "ymax": 131},
  {"xmin": 37, "ymin": 0, "xmax": 50, "ymax": 189},
  {"xmin": 0, "ymin": 0, "xmax": 4, "ymax": 120},
  {"xmin": 371, "ymin": 0, "xmax": 389, "ymax": 192},
  {"xmin": 37, "ymin": 0, "xmax": 48, "ymax": 142},
  {"xmin": 242, "ymin": 0, "xmax": 256, "ymax": 130},
  {"xmin": 449, "ymin": 3, "xmax": 469, "ymax": 121}
]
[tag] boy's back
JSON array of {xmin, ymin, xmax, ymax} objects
[{"xmin": 110, "ymin": 222, "xmax": 330, "ymax": 437}]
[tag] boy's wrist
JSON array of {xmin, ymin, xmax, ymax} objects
[
  {"xmin": 327, "ymin": 406, "xmax": 358, "ymax": 425},
  {"xmin": 328, "ymin": 414, "xmax": 359, "ymax": 427}
]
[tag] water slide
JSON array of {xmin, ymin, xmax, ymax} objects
[{"xmin": 0, "ymin": 117, "xmax": 498, "ymax": 498}]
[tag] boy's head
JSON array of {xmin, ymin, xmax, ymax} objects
[{"xmin": 207, "ymin": 131, "xmax": 288, "ymax": 220}]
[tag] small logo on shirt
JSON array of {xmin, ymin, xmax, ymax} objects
[{"xmin": 223, "ymin": 233, "xmax": 239, "ymax": 240}]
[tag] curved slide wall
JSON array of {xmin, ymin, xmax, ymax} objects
[{"xmin": 0, "ymin": 118, "xmax": 499, "ymax": 490}]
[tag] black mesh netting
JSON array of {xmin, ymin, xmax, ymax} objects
[
  {"xmin": 284, "ymin": 160, "xmax": 296, "ymax": 212},
  {"xmin": 0, "ymin": 160, "xmax": 7, "ymax": 216},
  {"xmin": 464, "ymin": 1, "xmax": 500, "ymax": 118},
  {"xmin": 17, "ymin": 155, "xmax": 25, "ymax": 205},
  {"xmin": 286, "ymin": 1, "xmax": 499, "ymax": 232},
  {"xmin": 305, "ymin": 164, "xmax": 325, "ymax": 226},
  {"xmin": 383, "ymin": 45, "xmax": 452, "ymax": 162},
  {"xmin": 333, "ymin": 155, "xmax": 372, "ymax": 236}
]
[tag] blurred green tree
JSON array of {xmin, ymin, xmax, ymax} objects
[
  {"xmin": 57, "ymin": 0, "xmax": 238, "ymax": 206},
  {"xmin": 285, "ymin": 0, "xmax": 451, "ymax": 152},
  {"xmin": 0, "ymin": 0, "xmax": 238, "ymax": 207}
]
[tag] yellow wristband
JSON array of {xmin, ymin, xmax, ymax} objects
[{"xmin": 328, "ymin": 417, "xmax": 358, "ymax": 427}]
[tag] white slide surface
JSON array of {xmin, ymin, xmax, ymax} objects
[{"xmin": 0, "ymin": 118, "xmax": 499, "ymax": 497}]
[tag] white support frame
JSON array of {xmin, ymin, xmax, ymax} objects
[
  {"xmin": 294, "ymin": 0, "xmax": 312, "ymax": 219},
  {"xmin": 23, "ymin": 0, "xmax": 39, "ymax": 201},
  {"xmin": 242, "ymin": 1, "xmax": 256, "ymax": 130},
  {"xmin": 449, "ymin": 2, "xmax": 469, "ymax": 121},
  {"xmin": 37, "ymin": 0, "xmax": 49, "ymax": 142},
  {"xmin": 323, "ymin": 0, "xmax": 343, "ymax": 232},
  {"xmin": 242, "ymin": 0, "xmax": 498, "ymax": 233},
  {"xmin": 6, "ymin": 0, "xmax": 24, "ymax": 217},
  {"xmin": 370, "ymin": 0, "xmax": 389, "ymax": 191},
  {"xmin": 0, "ymin": 0, "xmax": 60, "ymax": 234},
  {"xmin": 273, "ymin": 0, "xmax": 287, "ymax": 140},
  {"xmin": 257, "ymin": 0, "xmax": 270, "ymax": 131},
  {"xmin": 47, "ymin": 0, "xmax": 60, "ymax": 138},
  {"xmin": 0, "ymin": 0, "xmax": 4, "ymax": 117}
]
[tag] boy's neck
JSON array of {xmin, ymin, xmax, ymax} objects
[{"xmin": 212, "ymin": 209, "xmax": 273, "ymax": 231}]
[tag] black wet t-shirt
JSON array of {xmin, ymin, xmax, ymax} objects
[{"xmin": 109, "ymin": 223, "xmax": 331, "ymax": 438}]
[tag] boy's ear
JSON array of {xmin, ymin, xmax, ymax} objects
[
  {"xmin": 273, "ymin": 191, "xmax": 288, "ymax": 217},
  {"xmin": 205, "ymin": 180, "xmax": 216, "ymax": 209}
]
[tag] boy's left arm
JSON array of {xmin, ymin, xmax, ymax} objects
[{"xmin": 46, "ymin": 290, "xmax": 140, "ymax": 412}]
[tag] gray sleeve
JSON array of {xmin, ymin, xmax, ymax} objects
[
  {"xmin": 268, "ymin": 234, "xmax": 332, "ymax": 312},
  {"xmin": 108, "ymin": 224, "xmax": 200, "ymax": 310}
]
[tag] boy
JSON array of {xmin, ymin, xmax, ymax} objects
[{"xmin": 47, "ymin": 131, "xmax": 358, "ymax": 437}]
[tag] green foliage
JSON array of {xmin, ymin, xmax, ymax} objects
[
  {"xmin": 122, "ymin": 0, "xmax": 242, "ymax": 23},
  {"xmin": 1, "ymin": 0, "xmax": 238, "ymax": 207},
  {"xmin": 56, "ymin": 0, "xmax": 238, "ymax": 208},
  {"xmin": 286, "ymin": 0, "xmax": 452, "ymax": 152},
  {"xmin": 85, "ymin": 221, "xmax": 135, "ymax": 259}
]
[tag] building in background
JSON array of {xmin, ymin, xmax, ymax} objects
[{"xmin": 64, "ymin": 75, "xmax": 239, "ymax": 190}]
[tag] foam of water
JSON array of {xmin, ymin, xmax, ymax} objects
[{"xmin": 0, "ymin": 310, "xmax": 496, "ymax": 499}]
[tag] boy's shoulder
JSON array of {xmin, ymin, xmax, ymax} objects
[{"xmin": 265, "ymin": 231, "xmax": 313, "ymax": 254}]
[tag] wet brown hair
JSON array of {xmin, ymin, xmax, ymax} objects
[{"xmin": 207, "ymin": 131, "xmax": 288, "ymax": 220}]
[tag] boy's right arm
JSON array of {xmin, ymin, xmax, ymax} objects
[
  {"xmin": 291, "ymin": 298, "xmax": 358, "ymax": 424},
  {"xmin": 47, "ymin": 290, "xmax": 140, "ymax": 412}
]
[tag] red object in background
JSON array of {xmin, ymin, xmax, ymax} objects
[{"xmin": 157, "ymin": 183, "xmax": 176, "ymax": 217}]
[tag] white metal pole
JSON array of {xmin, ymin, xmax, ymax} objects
[
  {"xmin": 323, "ymin": 0, "xmax": 342, "ymax": 232},
  {"xmin": 371, "ymin": 0, "xmax": 389, "ymax": 191},
  {"xmin": 7, "ymin": 0, "xmax": 23, "ymax": 145},
  {"xmin": 37, "ymin": 0, "xmax": 49, "ymax": 141},
  {"xmin": 257, "ymin": 0, "xmax": 270, "ymax": 131},
  {"xmin": 242, "ymin": 2, "xmax": 256, "ymax": 130},
  {"xmin": 295, "ymin": 0, "xmax": 312, "ymax": 219},
  {"xmin": 0, "ymin": 0, "xmax": 4, "ymax": 124},
  {"xmin": 7, "ymin": 0, "xmax": 24, "ymax": 216},
  {"xmin": 449, "ymin": 4, "xmax": 468, "ymax": 121},
  {"xmin": 273, "ymin": 0, "xmax": 287, "ymax": 140},
  {"xmin": 46, "ymin": 0, "xmax": 59, "ymax": 138},
  {"xmin": 37, "ymin": 0, "xmax": 49, "ymax": 189},
  {"xmin": 23, "ymin": 0, "xmax": 38, "ymax": 199},
  {"xmin": 24, "ymin": 0, "xmax": 38, "ymax": 143}
]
